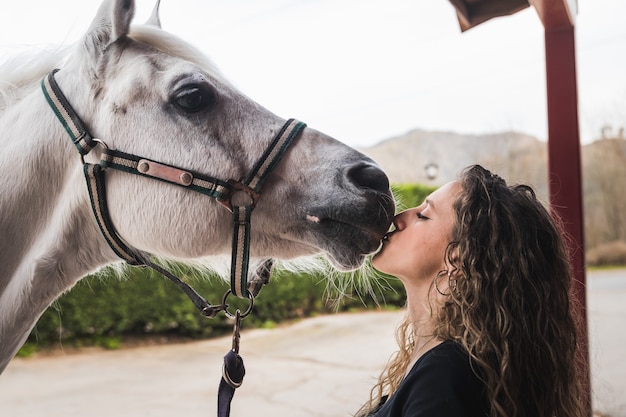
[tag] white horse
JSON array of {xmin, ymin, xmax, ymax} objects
[{"xmin": 0, "ymin": 0, "xmax": 394, "ymax": 373}]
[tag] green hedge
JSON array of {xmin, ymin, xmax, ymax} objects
[
  {"xmin": 392, "ymin": 183, "xmax": 437, "ymax": 212},
  {"xmin": 21, "ymin": 184, "xmax": 435, "ymax": 354}
]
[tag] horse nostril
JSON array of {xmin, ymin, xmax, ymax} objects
[{"xmin": 346, "ymin": 162, "xmax": 390, "ymax": 194}]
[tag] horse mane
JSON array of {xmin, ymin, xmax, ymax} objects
[{"xmin": 0, "ymin": 48, "xmax": 68, "ymax": 113}]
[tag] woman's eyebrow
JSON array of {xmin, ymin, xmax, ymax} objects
[{"xmin": 425, "ymin": 198, "xmax": 435, "ymax": 210}]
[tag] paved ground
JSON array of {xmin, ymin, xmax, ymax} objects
[
  {"xmin": 587, "ymin": 268, "xmax": 626, "ymax": 417},
  {"xmin": 1, "ymin": 268, "xmax": 624, "ymax": 417}
]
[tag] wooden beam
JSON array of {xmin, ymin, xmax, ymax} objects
[
  {"xmin": 530, "ymin": 0, "xmax": 576, "ymax": 30},
  {"xmin": 544, "ymin": 25, "xmax": 591, "ymax": 416}
]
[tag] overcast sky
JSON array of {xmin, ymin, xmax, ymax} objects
[{"xmin": 1, "ymin": 0, "xmax": 624, "ymax": 147}]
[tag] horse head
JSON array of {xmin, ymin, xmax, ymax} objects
[
  {"xmin": 0, "ymin": 0, "xmax": 397, "ymax": 373},
  {"xmin": 51, "ymin": 0, "xmax": 394, "ymax": 272}
]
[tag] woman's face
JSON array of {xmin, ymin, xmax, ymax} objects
[{"xmin": 372, "ymin": 181, "xmax": 461, "ymax": 283}]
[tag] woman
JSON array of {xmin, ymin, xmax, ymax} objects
[{"xmin": 357, "ymin": 165, "xmax": 585, "ymax": 417}]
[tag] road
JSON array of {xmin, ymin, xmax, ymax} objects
[
  {"xmin": 0, "ymin": 268, "xmax": 624, "ymax": 417},
  {"xmin": 588, "ymin": 268, "xmax": 626, "ymax": 417}
]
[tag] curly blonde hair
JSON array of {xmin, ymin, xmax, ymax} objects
[{"xmin": 357, "ymin": 165, "xmax": 586, "ymax": 417}]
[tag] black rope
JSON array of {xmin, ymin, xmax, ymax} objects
[{"xmin": 144, "ymin": 260, "xmax": 226, "ymax": 318}]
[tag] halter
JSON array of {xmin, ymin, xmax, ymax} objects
[{"xmin": 41, "ymin": 69, "xmax": 306, "ymax": 309}]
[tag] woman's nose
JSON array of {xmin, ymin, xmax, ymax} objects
[{"xmin": 393, "ymin": 208, "xmax": 412, "ymax": 230}]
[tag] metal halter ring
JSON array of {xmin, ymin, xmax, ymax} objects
[
  {"xmin": 80, "ymin": 138, "xmax": 109, "ymax": 165},
  {"xmin": 221, "ymin": 289, "xmax": 255, "ymax": 319}
]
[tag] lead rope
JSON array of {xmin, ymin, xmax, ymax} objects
[
  {"xmin": 42, "ymin": 69, "xmax": 305, "ymax": 417},
  {"xmin": 218, "ymin": 305, "xmax": 248, "ymax": 417},
  {"xmin": 217, "ymin": 259, "xmax": 272, "ymax": 417},
  {"xmin": 86, "ymin": 156, "xmax": 266, "ymax": 415}
]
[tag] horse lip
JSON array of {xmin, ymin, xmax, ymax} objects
[
  {"xmin": 301, "ymin": 202, "xmax": 394, "ymax": 269},
  {"xmin": 304, "ymin": 212, "xmax": 390, "ymax": 259},
  {"xmin": 305, "ymin": 212, "xmax": 388, "ymax": 241}
]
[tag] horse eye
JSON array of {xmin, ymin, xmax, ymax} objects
[{"xmin": 173, "ymin": 85, "xmax": 215, "ymax": 113}]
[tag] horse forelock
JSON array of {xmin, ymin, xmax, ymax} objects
[{"xmin": 127, "ymin": 24, "xmax": 229, "ymax": 86}]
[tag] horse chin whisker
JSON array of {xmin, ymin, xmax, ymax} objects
[
  {"xmin": 322, "ymin": 260, "xmax": 396, "ymax": 310},
  {"xmin": 274, "ymin": 255, "xmax": 328, "ymax": 276},
  {"xmin": 93, "ymin": 253, "xmax": 394, "ymax": 308},
  {"xmin": 274, "ymin": 255, "xmax": 397, "ymax": 310}
]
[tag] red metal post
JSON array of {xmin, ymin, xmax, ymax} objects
[{"xmin": 544, "ymin": 26, "xmax": 591, "ymax": 415}]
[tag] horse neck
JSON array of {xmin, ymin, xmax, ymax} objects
[{"xmin": 0, "ymin": 84, "xmax": 116, "ymax": 372}]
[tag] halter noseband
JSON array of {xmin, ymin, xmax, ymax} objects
[{"xmin": 41, "ymin": 69, "xmax": 306, "ymax": 310}]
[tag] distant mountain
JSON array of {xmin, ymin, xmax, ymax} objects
[
  {"xmin": 359, "ymin": 129, "xmax": 548, "ymax": 198},
  {"xmin": 581, "ymin": 137, "xmax": 626, "ymax": 249}
]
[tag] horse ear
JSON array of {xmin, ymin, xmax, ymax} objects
[
  {"xmin": 111, "ymin": 0, "xmax": 135, "ymax": 37},
  {"xmin": 145, "ymin": 0, "xmax": 162, "ymax": 28},
  {"xmin": 82, "ymin": 0, "xmax": 135, "ymax": 59}
]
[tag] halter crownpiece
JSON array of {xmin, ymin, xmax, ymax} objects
[{"xmin": 41, "ymin": 69, "xmax": 306, "ymax": 308}]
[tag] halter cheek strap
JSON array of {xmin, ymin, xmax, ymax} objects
[
  {"xmin": 225, "ymin": 119, "xmax": 305, "ymax": 297},
  {"xmin": 41, "ymin": 69, "xmax": 306, "ymax": 308}
]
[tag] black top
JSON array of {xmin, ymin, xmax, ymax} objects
[{"xmin": 370, "ymin": 341, "xmax": 489, "ymax": 417}]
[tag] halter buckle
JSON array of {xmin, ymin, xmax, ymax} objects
[{"xmin": 219, "ymin": 180, "xmax": 261, "ymax": 212}]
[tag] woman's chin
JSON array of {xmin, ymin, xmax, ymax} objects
[{"xmin": 370, "ymin": 251, "xmax": 387, "ymax": 274}]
